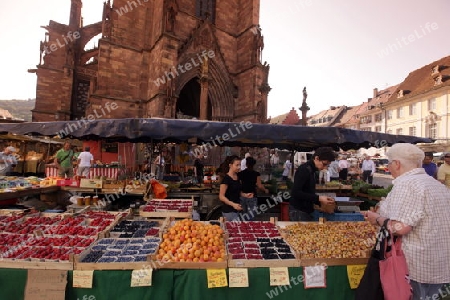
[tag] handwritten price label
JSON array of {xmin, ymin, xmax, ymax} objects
[
  {"xmin": 347, "ymin": 265, "xmax": 366, "ymax": 289},
  {"xmin": 207, "ymin": 269, "xmax": 228, "ymax": 288},
  {"xmin": 73, "ymin": 270, "xmax": 94, "ymax": 288},
  {"xmin": 269, "ymin": 267, "xmax": 290, "ymax": 286},
  {"xmin": 131, "ymin": 269, "xmax": 153, "ymax": 287},
  {"xmin": 229, "ymin": 268, "xmax": 249, "ymax": 288}
]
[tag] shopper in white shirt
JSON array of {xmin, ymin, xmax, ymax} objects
[
  {"xmin": 338, "ymin": 156, "xmax": 349, "ymax": 181},
  {"xmin": 328, "ymin": 155, "xmax": 340, "ymax": 181},
  {"xmin": 240, "ymin": 152, "xmax": 251, "ymax": 171},
  {"xmin": 361, "ymin": 155, "xmax": 376, "ymax": 184},
  {"xmin": 364, "ymin": 143, "xmax": 450, "ymax": 300},
  {"xmin": 77, "ymin": 147, "xmax": 94, "ymax": 178}
]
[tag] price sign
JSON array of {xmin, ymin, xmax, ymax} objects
[
  {"xmin": 347, "ymin": 265, "xmax": 366, "ymax": 289},
  {"xmin": 269, "ymin": 267, "xmax": 289, "ymax": 286},
  {"xmin": 229, "ymin": 268, "xmax": 249, "ymax": 288},
  {"xmin": 73, "ymin": 270, "xmax": 94, "ymax": 288},
  {"xmin": 304, "ymin": 266, "xmax": 326, "ymax": 289},
  {"xmin": 207, "ymin": 269, "xmax": 228, "ymax": 288},
  {"xmin": 131, "ymin": 269, "xmax": 153, "ymax": 287}
]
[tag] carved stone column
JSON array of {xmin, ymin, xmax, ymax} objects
[
  {"xmin": 199, "ymin": 58, "xmax": 210, "ymax": 120},
  {"xmin": 199, "ymin": 78, "xmax": 209, "ymax": 120}
]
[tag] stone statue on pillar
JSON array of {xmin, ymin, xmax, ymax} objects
[
  {"xmin": 299, "ymin": 87, "xmax": 310, "ymax": 126},
  {"xmin": 255, "ymin": 28, "xmax": 264, "ymax": 63}
]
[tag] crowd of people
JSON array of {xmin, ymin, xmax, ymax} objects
[
  {"xmin": 218, "ymin": 145, "xmax": 450, "ymax": 299},
  {"xmin": 53, "ymin": 142, "xmax": 94, "ymax": 179},
  {"xmin": 218, "ymin": 153, "xmax": 269, "ymax": 222}
]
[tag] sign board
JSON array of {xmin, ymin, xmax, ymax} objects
[
  {"xmin": 80, "ymin": 179, "xmax": 103, "ymax": 189},
  {"xmin": 24, "ymin": 270, "xmax": 67, "ymax": 300}
]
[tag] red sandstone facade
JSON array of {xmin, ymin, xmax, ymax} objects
[{"xmin": 30, "ymin": 0, "xmax": 270, "ymax": 123}]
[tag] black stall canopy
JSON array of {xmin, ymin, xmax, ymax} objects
[{"xmin": 0, "ymin": 118, "xmax": 434, "ymax": 151}]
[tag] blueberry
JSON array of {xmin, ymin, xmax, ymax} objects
[
  {"xmin": 126, "ymin": 245, "xmax": 142, "ymax": 251},
  {"xmin": 98, "ymin": 238, "xmax": 115, "ymax": 245},
  {"xmin": 92, "ymin": 245, "xmax": 108, "ymax": 251},
  {"xmin": 116, "ymin": 256, "xmax": 134, "ymax": 262},
  {"xmin": 81, "ymin": 251, "xmax": 103, "ymax": 263},
  {"xmin": 142, "ymin": 243, "xmax": 158, "ymax": 249},
  {"xmin": 138, "ymin": 249, "xmax": 156, "ymax": 255},
  {"xmin": 130, "ymin": 239, "xmax": 145, "ymax": 244},
  {"xmin": 134, "ymin": 255, "xmax": 148, "ymax": 262},
  {"xmin": 122, "ymin": 250, "xmax": 139, "ymax": 256},
  {"xmin": 97, "ymin": 256, "xmax": 117, "ymax": 263},
  {"xmin": 104, "ymin": 250, "xmax": 121, "ymax": 256},
  {"xmin": 115, "ymin": 240, "xmax": 130, "ymax": 245}
]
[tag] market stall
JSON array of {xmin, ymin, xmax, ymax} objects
[
  {"xmin": 0, "ymin": 119, "xmax": 434, "ymax": 299},
  {"xmin": 0, "ymin": 134, "xmax": 63, "ymax": 176},
  {"xmin": 0, "ymin": 267, "xmax": 355, "ymax": 300},
  {"xmin": 0, "ymin": 212, "xmax": 373, "ymax": 299},
  {"xmin": 45, "ymin": 165, "xmax": 124, "ymax": 179}
]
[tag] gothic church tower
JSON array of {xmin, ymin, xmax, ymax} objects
[{"xmin": 31, "ymin": 0, "xmax": 270, "ymax": 123}]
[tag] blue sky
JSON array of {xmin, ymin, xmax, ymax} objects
[{"xmin": 1, "ymin": 0, "xmax": 449, "ymax": 117}]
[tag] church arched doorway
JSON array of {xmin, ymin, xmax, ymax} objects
[{"xmin": 176, "ymin": 77, "xmax": 212, "ymax": 120}]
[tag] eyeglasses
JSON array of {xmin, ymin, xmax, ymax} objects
[{"xmin": 388, "ymin": 160, "xmax": 398, "ymax": 166}]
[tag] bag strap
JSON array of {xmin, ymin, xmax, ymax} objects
[
  {"xmin": 59, "ymin": 150, "xmax": 72, "ymax": 163},
  {"xmin": 382, "ymin": 219, "xmax": 402, "ymax": 257}
]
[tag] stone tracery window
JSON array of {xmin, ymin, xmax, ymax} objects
[{"xmin": 196, "ymin": 0, "xmax": 216, "ymax": 23}]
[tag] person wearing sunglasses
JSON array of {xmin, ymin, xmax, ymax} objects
[
  {"xmin": 437, "ymin": 152, "xmax": 450, "ymax": 187},
  {"xmin": 289, "ymin": 147, "xmax": 336, "ymax": 221}
]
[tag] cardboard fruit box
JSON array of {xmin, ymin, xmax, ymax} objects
[{"xmin": 80, "ymin": 179, "xmax": 103, "ymax": 189}]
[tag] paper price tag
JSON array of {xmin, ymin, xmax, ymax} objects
[
  {"xmin": 269, "ymin": 267, "xmax": 289, "ymax": 286},
  {"xmin": 73, "ymin": 270, "xmax": 94, "ymax": 288},
  {"xmin": 131, "ymin": 269, "xmax": 153, "ymax": 287},
  {"xmin": 207, "ymin": 269, "xmax": 228, "ymax": 288},
  {"xmin": 347, "ymin": 265, "xmax": 366, "ymax": 289},
  {"xmin": 25, "ymin": 270, "xmax": 67, "ymax": 300},
  {"xmin": 304, "ymin": 266, "xmax": 326, "ymax": 289},
  {"xmin": 229, "ymin": 268, "xmax": 249, "ymax": 288}
]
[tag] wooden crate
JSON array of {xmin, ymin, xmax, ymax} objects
[
  {"xmin": 228, "ymin": 257, "xmax": 299, "ymax": 268},
  {"xmin": 74, "ymin": 255, "xmax": 155, "ymax": 271},
  {"xmin": 102, "ymin": 180, "xmax": 125, "ymax": 189},
  {"xmin": 147, "ymin": 259, "xmax": 227, "ymax": 269},
  {"xmin": 0, "ymin": 255, "xmax": 74, "ymax": 270},
  {"xmin": 106, "ymin": 217, "xmax": 169, "ymax": 239},
  {"xmin": 73, "ymin": 242, "xmax": 156, "ymax": 271},
  {"xmin": 148, "ymin": 218, "xmax": 227, "ymax": 269},
  {"xmin": 139, "ymin": 199, "xmax": 193, "ymax": 219},
  {"xmin": 226, "ymin": 217, "xmax": 299, "ymax": 268},
  {"xmin": 299, "ymin": 257, "xmax": 369, "ymax": 267},
  {"xmin": 278, "ymin": 220, "xmax": 373, "ymax": 267}
]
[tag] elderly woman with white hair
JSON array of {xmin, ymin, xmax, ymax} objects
[{"xmin": 364, "ymin": 143, "xmax": 450, "ymax": 299}]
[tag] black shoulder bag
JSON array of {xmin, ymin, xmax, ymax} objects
[{"xmin": 354, "ymin": 219, "xmax": 390, "ymax": 300}]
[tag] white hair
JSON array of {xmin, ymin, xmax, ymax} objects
[{"xmin": 386, "ymin": 143, "xmax": 424, "ymax": 168}]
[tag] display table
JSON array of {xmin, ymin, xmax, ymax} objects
[
  {"xmin": 316, "ymin": 184, "xmax": 353, "ymax": 196},
  {"xmin": 45, "ymin": 166, "xmax": 121, "ymax": 179},
  {"xmin": 0, "ymin": 267, "xmax": 356, "ymax": 300},
  {"xmin": 0, "ymin": 186, "xmax": 60, "ymax": 202}
]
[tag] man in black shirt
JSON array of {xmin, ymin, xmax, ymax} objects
[{"xmin": 290, "ymin": 147, "xmax": 336, "ymax": 221}]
